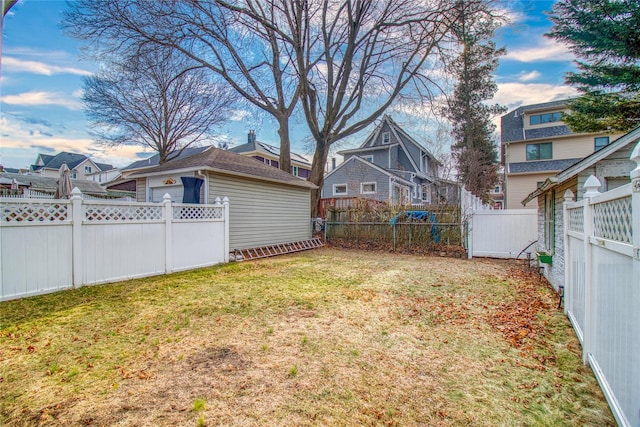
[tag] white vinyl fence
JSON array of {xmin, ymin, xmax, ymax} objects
[
  {"xmin": 563, "ymin": 147, "xmax": 640, "ymax": 427},
  {"xmin": 0, "ymin": 188, "xmax": 229, "ymax": 301},
  {"xmin": 467, "ymin": 209, "xmax": 538, "ymax": 259}
]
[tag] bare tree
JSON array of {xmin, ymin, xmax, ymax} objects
[
  {"xmin": 65, "ymin": 0, "xmax": 472, "ymax": 215},
  {"xmin": 83, "ymin": 48, "xmax": 235, "ymax": 164},
  {"xmin": 65, "ymin": 0, "xmax": 300, "ymax": 173},
  {"xmin": 281, "ymin": 0, "xmax": 462, "ymax": 215}
]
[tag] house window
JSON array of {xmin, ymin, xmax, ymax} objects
[
  {"xmin": 70, "ymin": 170, "xmax": 77, "ymax": 179},
  {"xmin": 382, "ymin": 132, "xmax": 390, "ymax": 144},
  {"xmin": 544, "ymin": 190, "xmax": 555, "ymax": 253},
  {"xmin": 526, "ymin": 142, "xmax": 552, "ymax": 160},
  {"xmin": 360, "ymin": 182, "xmax": 376, "ymax": 194},
  {"xmin": 594, "ymin": 136, "xmax": 609, "ymax": 151},
  {"xmin": 291, "ymin": 166, "xmax": 298, "ymax": 176},
  {"xmin": 421, "ymin": 184, "xmax": 431, "ymax": 202},
  {"xmin": 85, "ymin": 166, "xmax": 92, "ymax": 174},
  {"xmin": 333, "ymin": 184, "xmax": 347, "ymax": 195},
  {"xmin": 492, "ymin": 184, "xmax": 501, "ymax": 194},
  {"xmin": 363, "ymin": 155, "xmax": 373, "ymax": 162},
  {"xmin": 529, "ymin": 112, "xmax": 562, "ymax": 125}
]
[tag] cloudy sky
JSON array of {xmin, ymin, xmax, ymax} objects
[{"xmin": 0, "ymin": 0, "xmax": 578, "ymax": 169}]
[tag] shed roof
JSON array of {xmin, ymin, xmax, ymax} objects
[
  {"xmin": 121, "ymin": 146, "xmax": 210, "ymax": 171},
  {"xmin": 129, "ymin": 146, "xmax": 317, "ymax": 189}
]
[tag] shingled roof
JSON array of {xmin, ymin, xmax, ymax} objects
[
  {"xmin": 0, "ymin": 172, "xmax": 107, "ymax": 195},
  {"xmin": 501, "ymin": 99, "xmax": 571, "ymax": 144},
  {"xmin": 129, "ymin": 147, "xmax": 316, "ymax": 189},
  {"xmin": 508, "ymin": 158, "xmax": 582, "ymax": 174},
  {"xmin": 31, "ymin": 152, "xmax": 113, "ymax": 172},
  {"xmin": 121, "ymin": 146, "xmax": 210, "ymax": 172}
]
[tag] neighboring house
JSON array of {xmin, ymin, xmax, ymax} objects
[
  {"xmin": 522, "ymin": 125, "xmax": 640, "ymax": 291},
  {"xmin": 87, "ymin": 167, "xmax": 121, "ymax": 185},
  {"xmin": 0, "ymin": 172, "xmax": 109, "ymax": 197},
  {"xmin": 488, "ymin": 167, "xmax": 505, "ymax": 209},
  {"xmin": 128, "ymin": 146, "xmax": 317, "ymax": 251},
  {"xmin": 322, "ymin": 115, "xmax": 458, "ymax": 205},
  {"xmin": 501, "ymin": 99, "xmax": 621, "ymax": 209},
  {"xmin": 30, "ymin": 152, "xmax": 114, "ymax": 180},
  {"xmin": 230, "ymin": 130, "xmax": 312, "ymax": 179}
]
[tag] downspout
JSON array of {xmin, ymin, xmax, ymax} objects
[{"xmin": 196, "ymin": 170, "xmax": 207, "ymax": 204}]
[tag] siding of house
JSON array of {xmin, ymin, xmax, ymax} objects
[
  {"xmin": 322, "ymin": 160, "xmax": 391, "ymax": 201},
  {"xmin": 575, "ymin": 144, "xmax": 635, "ymax": 198},
  {"xmin": 537, "ymin": 176, "xmax": 577, "ymax": 291},
  {"xmin": 507, "ymin": 133, "xmax": 618, "ymax": 164},
  {"xmin": 505, "ymin": 173, "xmax": 552, "ymax": 209},
  {"xmin": 207, "ymin": 173, "xmax": 311, "ymax": 250}
]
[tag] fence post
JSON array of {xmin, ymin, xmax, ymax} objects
[
  {"xmin": 222, "ymin": 197, "xmax": 230, "ymax": 263},
  {"xmin": 164, "ymin": 193, "xmax": 173, "ymax": 274},
  {"xmin": 71, "ymin": 187, "xmax": 83, "ymax": 288},
  {"xmin": 631, "ymin": 140, "xmax": 640, "ymax": 270},
  {"xmin": 581, "ymin": 175, "xmax": 600, "ymax": 365},
  {"xmin": 562, "ymin": 189, "xmax": 575, "ymax": 316}
]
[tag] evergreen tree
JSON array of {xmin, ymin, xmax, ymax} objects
[
  {"xmin": 547, "ymin": 0, "xmax": 640, "ymax": 132},
  {"xmin": 445, "ymin": 0, "xmax": 506, "ymax": 201}
]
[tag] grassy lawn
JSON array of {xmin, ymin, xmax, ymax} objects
[{"xmin": 0, "ymin": 248, "xmax": 614, "ymax": 426}]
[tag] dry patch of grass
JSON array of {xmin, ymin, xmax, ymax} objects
[{"xmin": 0, "ymin": 248, "xmax": 614, "ymax": 426}]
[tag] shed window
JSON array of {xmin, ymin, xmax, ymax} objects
[
  {"xmin": 333, "ymin": 184, "xmax": 347, "ymax": 195},
  {"xmin": 361, "ymin": 182, "xmax": 376, "ymax": 194}
]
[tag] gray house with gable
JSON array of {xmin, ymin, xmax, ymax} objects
[{"xmin": 322, "ymin": 115, "xmax": 458, "ymax": 205}]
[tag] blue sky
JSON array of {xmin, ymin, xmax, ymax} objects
[{"xmin": 0, "ymin": 0, "xmax": 578, "ymax": 169}]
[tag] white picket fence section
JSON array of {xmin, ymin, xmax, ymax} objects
[
  {"xmin": 0, "ymin": 189, "xmax": 229, "ymax": 301},
  {"xmin": 563, "ymin": 145, "xmax": 640, "ymax": 427}
]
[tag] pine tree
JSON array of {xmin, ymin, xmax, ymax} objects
[
  {"xmin": 445, "ymin": 0, "xmax": 506, "ymax": 201},
  {"xmin": 547, "ymin": 0, "xmax": 640, "ymax": 132}
]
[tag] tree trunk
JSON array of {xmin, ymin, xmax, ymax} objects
[
  {"xmin": 309, "ymin": 138, "xmax": 330, "ymax": 218},
  {"xmin": 277, "ymin": 115, "xmax": 292, "ymax": 174}
]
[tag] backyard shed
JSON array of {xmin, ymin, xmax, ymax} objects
[{"xmin": 129, "ymin": 146, "xmax": 316, "ymax": 251}]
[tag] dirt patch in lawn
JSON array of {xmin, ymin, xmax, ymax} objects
[{"xmin": 0, "ymin": 248, "xmax": 615, "ymax": 426}]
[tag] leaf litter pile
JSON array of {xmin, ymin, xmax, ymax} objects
[{"xmin": 0, "ymin": 248, "xmax": 614, "ymax": 426}]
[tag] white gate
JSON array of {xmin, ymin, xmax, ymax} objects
[{"xmin": 468, "ymin": 209, "xmax": 538, "ymax": 259}]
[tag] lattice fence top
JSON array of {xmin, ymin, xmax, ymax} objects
[
  {"xmin": 172, "ymin": 205, "xmax": 225, "ymax": 220},
  {"xmin": 568, "ymin": 206, "xmax": 584, "ymax": 233},
  {"xmin": 84, "ymin": 204, "xmax": 163, "ymax": 222},
  {"xmin": 1, "ymin": 200, "xmax": 70, "ymax": 222},
  {"xmin": 593, "ymin": 196, "xmax": 632, "ymax": 244}
]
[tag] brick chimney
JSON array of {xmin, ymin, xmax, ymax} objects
[{"xmin": 248, "ymin": 130, "xmax": 256, "ymax": 144}]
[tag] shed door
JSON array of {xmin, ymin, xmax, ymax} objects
[{"xmin": 151, "ymin": 185, "xmax": 183, "ymax": 203}]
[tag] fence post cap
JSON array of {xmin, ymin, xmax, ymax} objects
[
  {"xmin": 631, "ymin": 139, "xmax": 640, "ymax": 179},
  {"xmin": 71, "ymin": 187, "xmax": 82, "ymax": 199},
  {"xmin": 163, "ymin": 193, "xmax": 172, "ymax": 202},
  {"xmin": 563, "ymin": 189, "xmax": 575, "ymax": 202},
  {"xmin": 583, "ymin": 175, "xmax": 601, "ymax": 198},
  {"xmin": 222, "ymin": 196, "xmax": 229, "ymax": 205},
  {"xmin": 214, "ymin": 196, "xmax": 221, "ymax": 205}
]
